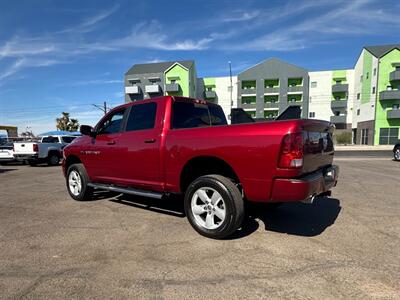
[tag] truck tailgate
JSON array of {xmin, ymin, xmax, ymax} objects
[
  {"xmin": 302, "ymin": 121, "xmax": 335, "ymax": 174},
  {"xmin": 13, "ymin": 142, "xmax": 36, "ymax": 154}
]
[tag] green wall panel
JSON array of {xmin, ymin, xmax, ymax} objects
[
  {"xmin": 361, "ymin": 51, "xmax": 372, "ymax": 104},
  {"xmin": 165, "ymin": 64, "xmax": 189, "ymax": 97},
  {"xmin": 374, "ymin": 48, "xmax": 400, "ymax": 145}
]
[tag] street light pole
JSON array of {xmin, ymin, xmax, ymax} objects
[{"xmin": 229, "ymin": 61, "xmax": 233, "ymax": 108}]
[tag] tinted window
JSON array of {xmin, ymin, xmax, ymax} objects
[
  {"xmin": 42, "ymin": 136, "xmax": 59, "ymax": 143},
  {"xmin": 97, "ymin": 109, "xmax": 125, "ymax": 135},
  {"xmin": 209, "ymin": 105, "xmax": 227, "ymax": 126},
  {"xmin": 61, "ymin": 136, "xmax": 76, "ymax": 143},
  {"xmin": 172, "ymin": 101, "xmax": 210, "ymax": 129},
  {"xmin": 126, "ymin": 102, "xmax": 157, "ymax": 131}
]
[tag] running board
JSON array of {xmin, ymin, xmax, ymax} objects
[{"xmin": 87, "ymin": 183, "xmax": 163, "ymax": 199}]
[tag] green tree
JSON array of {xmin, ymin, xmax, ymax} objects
[{"xmin": 56, "ymin": 112, "xmax": 80, "ymax": 131}]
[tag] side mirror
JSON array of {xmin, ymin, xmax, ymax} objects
[{"xmin": 80, "ymin": 125, "xmax": 95, "ymax": 137}]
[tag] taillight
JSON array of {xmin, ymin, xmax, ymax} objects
[
  {"xmin": 33, "ymin": 144, "xmax": 39, "ymax": 152},
  {"xmin": 278, "ymin": 132, "xmax": 304, "ymax": 168}
]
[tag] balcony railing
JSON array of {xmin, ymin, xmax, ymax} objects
[
  {"xmin": 165, "ymin": 83, "xmax": 180, "ymax": 92},
  {"xmin": 241, "ymin": 103, "xmax": 257, "ymax": 109},
  {"xmin": 145, "ymin": 84, "xmax": 161, "ymax": 94},
  {"xmin": 331, "ymin": 100, "xmax": 348, "ymax": 109},
  {"xmin": 125, "ymin": 86, "xmax": 140, "ymax": 94},
  {"xmin": 387, "ymin": 109, "xmax": 400, "ymax": 119},
  {"xmin": 330, "ymin": 115, "xmax": 347, "ymax": 124},
  {"xmin": 379, "ymin": 90, "xmax": 400, "ymax": 101},
  {"xmin": 287, "ymin": 86, "xmax": 303, "ymax": 93},
  {"xmin": 264, "ymin": 87, "xmax": 279, "ymax": 94},
  {"xmin": 204, "ymin": 90, "xmax": 216, "ymax": 99},
  {"xmin": 241, "ymin": 88, "xmax": 256, "ymax": 95},
  {"xmin": 332, "ymin": 83, "xmax": 349, "ymax": 93},
  {"xmin": 389, "ymin": 70, "xmax": 400, "ymax": 82},
  {"xmin": 264, "ymin": 102, "xmax": 279, "ymax": 109}
]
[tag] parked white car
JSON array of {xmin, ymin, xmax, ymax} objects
[
  {"xmin": 13, "ymin": 135, "xmax": 77, "ymax": 166},
  {"xmin": 0, "ymin": 142, "xmax": 15, "ymax": 164}
]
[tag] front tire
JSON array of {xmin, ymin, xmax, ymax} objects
[
  {"xmin": 394, "ymin": 147, "xmax": 400, "ymax": 161},
  {"xmin": 184, "ymin": 175, "xmax": 244, "ymax": 239},
  {"xmin": 67, "ymin": 163, "xmax": 93, "ymax": 201}
]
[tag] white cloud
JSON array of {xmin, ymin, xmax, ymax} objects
[{"xmin": 220, "ymin": 10, "xmax": 260, "ymax": 23}]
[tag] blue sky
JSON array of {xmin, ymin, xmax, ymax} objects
[{"xmin": 0, "ymin": 0, "xmax": 399, "ymax": 134}]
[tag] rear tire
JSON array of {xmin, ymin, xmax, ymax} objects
[
  {"xmin": 184, "ymin": 175, "xmax": 244, "ymax": 239},
  {"xmin": 66, "ymin": 163, "xmax": 93, "ymax": 201},
  {"xmin": 48, "ymin": 153, "xmax": 60, "ymax": 166},
  {"xmin": 394, "ymin": 147, "xmax": 400, "ymax": 161},
  {"xmin": 28, "ymin": 160, "xmax": 37, "ymax": 166}
]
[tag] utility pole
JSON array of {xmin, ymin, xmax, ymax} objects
[{"xmin": 92, "ymin": 101, "xmax": 107, "ymax": 115}]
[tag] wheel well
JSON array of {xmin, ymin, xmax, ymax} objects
[
  {"xmin": 65, "ymin": 155, "xmax": 82, "ymax": 171},
  {"xmin": 180, "ymin": 156, "xmax": 240, "ymax": 193},
  {"xmin": 48, "ymin": 150, "xmax": 61, "ymax": 158}
]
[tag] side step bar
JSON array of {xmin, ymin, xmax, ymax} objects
[{"xmin": 87, "ymin": 183, "xmax": 163, "ymax": 199}]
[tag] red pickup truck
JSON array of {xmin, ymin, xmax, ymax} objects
[{"xmin": 62, "ymin": 96, "xmax": 338, "ymax": 239}]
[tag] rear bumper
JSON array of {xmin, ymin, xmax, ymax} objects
[
  {"xmin": 270, "ymin": 165, "xmax": 339, "ymax": 202},
  {"xmin": 14, "ymin": 154, "xmax": 38, "ymax": 161}
]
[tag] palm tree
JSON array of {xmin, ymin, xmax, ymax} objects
[{"xmin": 56, "ymin": 112, "xmax": 80, "ymax": 131}]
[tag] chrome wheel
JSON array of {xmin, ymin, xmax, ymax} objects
[
  {"xmin": 395, "ymin": 148, "xmax": 400, "ymax": 161},
  {"xmin": 191, "ymin": 187, "xmax": 226, "ymax": 230},
  {"xmin": 68, "ymin": 170, "xmax": 82, "ymax": 196}
]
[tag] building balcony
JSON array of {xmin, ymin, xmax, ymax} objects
[
  {"xmin": 145, "ymin": 84, "xmax": 161, "ymax": 94},
  {"xmin": 264, "ymin": 87, "xmax": 279, "ymax": 94},
  {"xmin": 165, "ymin": 83, "xmax": 180, "ymax": 92},
  {"xmin": 331, "ymin": 100, "xmax": 348, "ymax": 109},
  {"xmin": 287, "ymin": 86, "xmax": 303, "ymax": 93},
  {"xmin": 288, "ymin": 101, "xmax": 302, "ymax": 107},
  {"xmin": 241, "ymin": 103, "xmax": 257, "ymax": 109},
  {"xmin": 389, "ymin": 70, "xmax": 400, "ymax": 82},
  {"xmin": 241, "ymin": 88, "xmax": 256, "ymax": 95},
  {"xmin": 379, "ymin": 90, "xmax": 400, "ymax": 101},
  {"xmin": 332, "ymin": 83, "xmax": 349, "ymax": 93},
  {"xmin": 125, "ymin": 85, "xmax": 140, "ymax": 94},
  {"xmin": 204, "ymin": 90, "xmax": 216, "ymax": 99},
  {"xmin": 264, "ymin": 102, "xmax": 279, "ymax": 109},
  {"xmin": 387, "ymin": 109, "xmax": 400, "ymax": 119},
  {"xmin": 330, "ymin": 115, "xmax": 347, "ymax": 124}
]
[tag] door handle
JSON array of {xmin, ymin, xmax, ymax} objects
[
  {"xmin": 144, "ymin": 139, "xmax": 156, "ymax": 144},
  {"xmin": 107, "ymin": 141, "xmax": 116, "ymax": 145}
]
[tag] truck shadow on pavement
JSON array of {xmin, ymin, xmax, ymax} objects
[
  {"xmin": 0, "ymin": 168, "xmax": 18, "ymax": 174},
  {"xmin": 110, "ymin": 194, "xmax": 186, "ymax": 218},
  {"xmin": 242, "ymin": 197, "xmax": 342, "ymax": 237},
  {"xmin": 108, "ymin": 194, "xmax": 341, "ymax": 239}
]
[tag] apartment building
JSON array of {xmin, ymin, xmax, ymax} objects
[
  {"xmin": 309, "ymin": 69, "xmax": 355, "ymax": 133},
  {"xmin": 124, "ymin": 44, "xmax": 400, "ymax": 145},
  {"xmin": 124, "ymin": 60, "xmax": 197, "ymax": 102}
]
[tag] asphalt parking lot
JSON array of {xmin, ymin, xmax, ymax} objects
[{"xmin": 0, "ymin": 156, "xmax": 399, "ymax": 299}]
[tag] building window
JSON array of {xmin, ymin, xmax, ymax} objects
[
  {"xmin": 311, "ymin": 81, "xmax": 317, "ymax": 88},
  {"xmin": 309, "ymin": 112, "xmax": 315, "ymax": 118},
  {"xmin": 357, "ymin": 93, "xmax": 360, "ymax": 100},
  {"xmin": 373, "ymin": 68, "xmax": 377, "ymax": 76},
  {"xmin": 357, "ymin": 109, "xmax": 360, "ymax": 115},
  {"xmin": 372, "ymin": 87, "xmax": 376, "ymax": 94},
  {"xmin": 379, "ymin": 128, "xmax": 399, "ymax": 145},
  {"xmin": 366, "ymin": 72, "xmax": 369, "ymax": 79}
]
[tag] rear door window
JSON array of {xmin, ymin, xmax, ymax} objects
[
  {"xmin": 209, "ymin": 105, "xmax": 227, "ymax": 126},
  {"xmin": 126, "ymin": 102, "xmax": 157, "ymax": 131},
  {"xmin": 61, "ymin": 136, "xmax": 76, "ymax": 143},
  {"xmin": 172, "ymin": 101, "xmax": 210, "ymax": 129}
]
